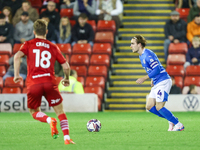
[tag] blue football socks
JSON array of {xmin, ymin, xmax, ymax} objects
[
  {"xmin": 158, "ymin": 107, "xmax": 178, "ymax": 125},
  {"xmin": 149, "ymin": 106, "xmax": 165, "ymax": 118}
]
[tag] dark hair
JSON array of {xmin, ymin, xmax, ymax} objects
[
  {"xmin": 22, "ymin": 0, "xmax": 31, "ymax": 5},
  {"xmin": 194, "ymin": 13, "xmax": 200, "ymax": 18},
  {"xmin": 70, "ymin": 69, "xmax": 77, "ymax": 76},
  {"xmin": 132, "ymin": 35, "xmax": 147, "ymax": 47},
  {"xmin": 33, "ymin": 19, "xmax": 47, "ymax": 36},
  {"xmin": 78, "ymin": 13, "xmax": 88, "ymax": 19},
  {"xmin": 0, "ymin": 13, "xmax": 5, "ymax": 19}
]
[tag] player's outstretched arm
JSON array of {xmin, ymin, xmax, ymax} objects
[
  {"xmin": 14, "ymin": 51, "xmax": 24, "ymax": 83},
  {"xmin": 136, "ymin": 75, "xmax": 149, "ymax": 84},
  {"xmin": 61, "ymin": 62, "xmax": 70, "ymax": 86}
]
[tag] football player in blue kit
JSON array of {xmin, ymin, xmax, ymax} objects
[{"xmin": 130, "ymin": 35, "xmax": 184, "ymax": 131}]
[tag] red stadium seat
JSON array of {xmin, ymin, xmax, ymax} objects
[
  {"xmin": 174, "ymin": 76, "xmax": 183, "ymax": 89},
  {"xmin": 72, "ymin": 43, "xmax": 92, "ymax": 55},
  {"xmin": 55, "ymin": 76, "xmax": 63, "ymax": 85},
  {"xmin": 186, "ymin": 65, "xmax": 200, "ymax": 76},
  {"xmin": 88, "ymin": 66, "xmax": 108, "ymax": 79},
  {"xmin": 95, "ymin": 32, "xmax": 114, "ymax": 45},
  {"xmin": 56, "ymin": 43, "xmax": 71, "ymax": 55},
  {"xmin": 22, "ymin": 87, "xmax": 27, "ymax": 93},
  {"xmin": 70, "ymin": 65, "xmax": 87, "ymax": 78},
  {"xmin": 90, "ymin": 54, "xmax": 110, "ymax": 67},
  {"xmin": 97, "ymin": 20, "xmax": 116, "ymax": 34},
  {"xmin": 166, "ymin": 65, "xmax": 184, "ymax": 76},
  {"xmin": 184, "ymin": 76, "xmax": 200, "ymax": 86},
  {"xmin": 40, "ymin": 8, "xmax": 58, "ymax": 14},
  {"xmin": 13, "ymin": 43, "xmax": 23, "ymax": 54},
  {"xmin": 175, "ymin": 8, "xmax": 190, "ymax": 21},
  {"xmin": 4, "ymin": 77, "xmax": 24, "ymax": 88},
  {"xmin": 167, "ymin": 54, "xmax": 186, "ymax": 65},
  {"xmin": 0, "ymin": 55, "xmax": 9, "ymax": 66},
  {"xmin": 2, "ymin": 87, "xmax": 21, "ymax": 93},
  {"xmin": 70, "ymin": 20, "xmax": 76, "ymax": 27},
  {"xmin": 85, "ymin": 76, "xmax": 105, "ymax": 90},
  {"xmin": 0, "ymin": 77, "xmax": 3, "ymax": 89},
  {"xmin": 87, "ymin": 20, "xmax": 96, "ymax": 33},
  {"xmin": 92, "ymin": 43, "xmax": 112, "ymax": 56},
  {"xmin": 0, "ymin": 66, "xmax": 6, "ymax": 76},
  {"xmin": 168, "ymin": 43, "xmax": 188, "ymax": 54},
  {"xmin": 77, "ymin": 76, "xmax": 85, "ymax": 87},
  {"xmin": 70, "ymin": 54, "xmax": 89, "ymax": 66},
  {"xmin": 60, "ymin": 8, "xmax": 73, "ymax": 18},
  {"xmin": 29, "ymin": 0, "xmax": 42, "ymax": 8},
  {"xmin": 0, "ymin": 43, "xmax": 12, "ymax": 56},
  {"xmin": 84, "ymin": 86, "xmax": 103, "ymax": 100}
]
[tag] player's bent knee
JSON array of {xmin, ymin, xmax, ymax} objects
[{"xmin": 146, "ymin": 104, "xmax": 154, "ymax": 110}]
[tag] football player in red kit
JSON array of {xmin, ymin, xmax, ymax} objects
[{"xmin": 13, "ymin": 19, "xmax": 75, "ymax": 145}]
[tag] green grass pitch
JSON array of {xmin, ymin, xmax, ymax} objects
[{"xmin": 0, "ymin": 112, "xmax": 199, "ymax": 150}]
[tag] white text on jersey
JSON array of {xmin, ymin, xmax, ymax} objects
[{"xmin": 36, "ymin": 42, "xmax": 50, "ymax": 48}]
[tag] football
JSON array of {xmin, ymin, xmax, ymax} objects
[{"xmin": 87, "ymin": 119, "xmax": 101, "ymax": 132}]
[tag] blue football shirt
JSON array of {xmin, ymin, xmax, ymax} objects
[{"xmin": 139, "ymin": 48, "xmax": 170, "ymax": 85}]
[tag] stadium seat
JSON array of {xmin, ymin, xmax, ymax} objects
[
  {"xmin": 0, "ymin": 43, "xmax": 12, "ymax": 56},
  {"xmin": 166, "ymin": 65, "xmax": 184, "ymax": 76},
  {"xmin": 90, "ymin": 54, "xmax": 110, "ymax": 67},
  {"xmin": 70, "ymin": 54, "xmax": 89, "ymax": 66},
  {"xmin": 0, "ymin": 77, "xmax": 3, "ymax": 89},
  {"xmin": 85, "ymin": 76, "xmax": 105, "ymax": 90},
  {"xmin": 87, "ymin": 20, "xmax": 96, "ymax": 33},
  {"xmin": 56, "ymin": 43, "xmax": 71, "ymax": 55},
  {"xmin": 70, "ymin": 20, "xmax": 76, "ymax": 27},
  {"xmin": 185, "ymin": 65, "xmax": 200, "ymax": 76},
  {"xmin": 168, "ymin": 43, "xmax": 188, "ymax": 54},
  {"xmin": 77, "ymin": 76, "xmax": 85, "ymax": 87},
  {"xmin": 72, "ymin": 43, "xmax": 92, "ymax": 55},
  {"xmin": 174, "ymin": 76, "xmax": 183, "ymax": 89},
  {"xmin": 84, "ymin": 86, "xmax": 103, "ymax": 100},
  {"xmin": 13, "ymin": 43, "xmax": 23, "ymax": 54},
  {"xmin": 92, "ymin": 43, "xmax": 112, "ymax": 56},
  {"xmin": 70, "ymin": 65, "xmax": 87, "ymax": 78},
  {"xmin": 40, "ymin": 8, "xmax": 58, "ymax": 14},
  {"xmin": 97, "ymin": 20, "xmax": 116, "ymax": 34},
  {"xmin": 167, "ymin": 54, "xmax": 186, "ymax": 65},
  {"xmin": 95, "ymin": 32, "xmax": 114, "ymax": 45},
  {"xmin": 55, "ymin": 76, "xmax": 63, "ymax": 85},
  {"xmin": 2, "ymin": 87, "xmax": 21, "ymax": 93},
  {"xmin": 0, "ymin": 55, "xmax": 9, "ymax": 66},
  {"xmin": 29, "ymin": 0, "xmax": 42, "ymax": 8},
  {"xmin": 88, "ymin": 65, "xmax": 108, "ymax": 79},
  {"xmin": 175, "ymin": 8, "xmax": 190, "ymax": 22},
  {"xmin": 4, "ymin": 77, "xmax": 24, "ymax": 89},
  {"xmin": 0, "ymin": 65, "xmax": 6, "ymax": 76},
  {"xmin": 184, "ymin": 76, "xmax": 200, "ymax": 86},
  {"xmin": 60, "ymin": 8, "xmax": 73, "ymax": 18},
  {"xmin": 22, "ymin": 87, "xmax": 27, "ymax": 93}
]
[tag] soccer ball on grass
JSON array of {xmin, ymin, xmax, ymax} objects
[{"xmin": 87, "ymin": 119, "xmax": 101, "ymax": 132}]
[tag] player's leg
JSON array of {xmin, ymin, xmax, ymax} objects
[
  {"xmin": 44, "ymin": 82, "xmax": 75, "ymax": 144},
  {"xmin": 27, "ymin": 84, "xmax": 57, "ymax": 137},
  {"xmin": 155, "ymin": 79, "xmax": 184, "ymax": 131},
  {"xmin": 52, "ymin": 103, "xmax": 75, "ymax": 144},
  {"xmin": 146, "ymin": 90, "xmax": 165, "ymax": 118}
]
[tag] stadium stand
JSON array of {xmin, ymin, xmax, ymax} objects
[
  {"xmin": 94, "ymin": 32, "xmax": 114, "ymax": 45},
  {"xmin": 70, "ymin": 54, "xmax": 90, "ymax": 66},
  {"xmin": 185, "ymin": 65, "xmax": 200, "ymax": 76},
  {"xmin": 92, "ymin": 43, "xmax": 112, "ymax": 56},
  {"xmin": 175, "ymin": 8, "xmax": 190, "ymax": 22},
  {"xmin": 70, "ymin": 65, "xmax": 87, "ymax": 78},
  {"xmin": 72, "ymin": 43, "xmax": 92, "ymax": 55},
  {"xmin": 166, "ymin": 65, "xmax": 185, "ymax": 77},
  {"xmin": 56, "ymin": 43, "xmax": 71, "ymax": 55},
  {"xmin": 85, "ymin": 76, "xmax": 105, "ymax": 90},
  {"xmin": 60, "ymin": 8, "xmax": 73, "ymax": 18},
  {"xmin": 88, "ymin": 65, "xmax": 108, "ymax": 79},
  {"xmin": 167, "ymin": 54, "xmax": 186, "ymax": 65},
  {"xmin": 168, "ymin": 43, "xmax": 188, "ymax": 54},
  {"xmin": 13, "ymin": 43, "xmax": 23, "ymax": 54},
  {"xmin": 97, "ymin": 20, "xmax": 116, "ymax": 34},
  {"xmin": 2, "ymin": 87, "xmax": 21, "ymax": 93},
  {"xmin": 4, "ymin": 77, "xmax": 24, "ymax": 89},
  {"xmin": 0, "ymin": 66, "xmax": 6, "ymax": 77},
  {"xmin": 0, "ymin": 55, "xmax": 9, "ymax": 66},
  {"xmin": 0, "ymin": 43, "xmax": 12, "ymax": 56},
  {"xmin": 90, "ymin": 54, "xmax": 110, "ymax": 67}
]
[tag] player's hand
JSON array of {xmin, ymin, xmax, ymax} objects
[
  {"xmin": 61, "ymin": 79, "xmax": 70, "ymax": 86},
  {"xmin": 13, "ymin": 76, "xmax": 23, "ymax": 83},
  {"xmin": 136, "ymin": 77, "xmax": 145, "ymax": 84}
]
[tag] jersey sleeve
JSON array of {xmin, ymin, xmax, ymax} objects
[
  {"xmin": 19, "ymin": 42, "xmax": 28, "ymax": 55},
  {"xmin": 55, "ymin": 45, "xmax": 66, "ymax": 64},
  {"xmin": 146, "ymin": 53, "xmax": 159, "ymax": 69}
]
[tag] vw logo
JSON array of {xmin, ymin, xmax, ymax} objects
[{"xmin": 183, "ymin": 96, "xmax": 199, "ymax": 111}]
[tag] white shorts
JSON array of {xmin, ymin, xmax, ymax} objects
[{"xmin": 148, "ymin": 79, "xmax": 172, "ymax": 102}]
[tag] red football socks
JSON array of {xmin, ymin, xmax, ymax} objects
[
  {"xmin": 32, "ymin": 111, "xmax": 48, "ymax": 123},
  {"xmin": 58, "ymin": 113, "xmax": 69, "ymax": 136}
]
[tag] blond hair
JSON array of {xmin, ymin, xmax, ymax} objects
[
  {"xmin": 33, "ymin": 19, "xmax": 47, "ymax": 36},
  {"xmin": 59, "ymin": 17, "xmax": 71, "ymax": 39}
]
